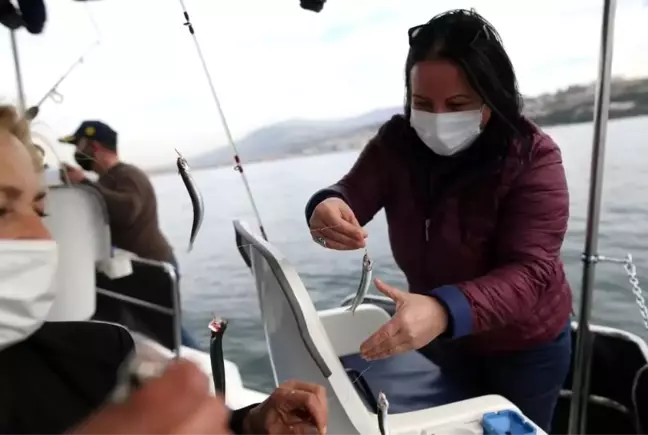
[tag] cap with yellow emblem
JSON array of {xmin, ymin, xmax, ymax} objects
[{"xmin": 58, "ymin": 121, "xmax": 118, "ymax": 152}]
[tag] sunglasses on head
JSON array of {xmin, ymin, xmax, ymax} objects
[{"xmin": 408, "ymin": 10, "xmax": 491, "ymax": 48}]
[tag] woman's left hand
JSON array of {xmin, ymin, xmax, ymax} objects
[{"xmin": 360, "ymin": 279, "xmax": 449, "ymax": 360}]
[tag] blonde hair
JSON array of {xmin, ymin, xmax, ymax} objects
[{"xmin": 0, "ymin": 104, "xmax": 43, "ymax": 172}]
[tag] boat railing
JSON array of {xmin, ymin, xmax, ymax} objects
[{"xmin": 95, "ymin": 257, "xmax": 182, "ymax": 358}]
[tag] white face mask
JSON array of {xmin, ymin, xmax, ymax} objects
[
  {"xmin": 0, "ymin": 240, "xmax": 58, "ymax": 351},
  {"xmin": 410, "ymin": 108, "xmax": 483, "ymax": 156}
]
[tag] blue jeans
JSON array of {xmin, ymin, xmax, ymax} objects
[{"xmin": 423, "ymin": 323, "xmax": 571, "ymax": 431}]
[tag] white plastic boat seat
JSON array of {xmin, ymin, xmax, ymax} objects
[
  {"xmin": 234, "ymin": 220, "xmax": 376, "ymax": 434},
  {"xmin": 341, "ymin": 351, "xmax": 472, "ymax": 414},
  {"xmin": 43, "ymin": 184, "xmax": 112, "ymax": 321}
]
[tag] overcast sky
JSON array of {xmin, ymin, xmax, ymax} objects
[{"xmin": 2, "ymin": 0, "xmax": 647, "ymax": 167}]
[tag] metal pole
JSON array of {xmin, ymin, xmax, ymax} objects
[
  {"xmin": 567, "ymin": 0, "xmax": 617, "ymax": 433},
  {"xmin": 10, "ymin": 29, "xmax": 27, "ymax": 113}
]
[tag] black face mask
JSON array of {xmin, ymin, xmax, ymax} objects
[{"xmin": 74, "ymin": 150, "xmax": 94, "ymax": 171}]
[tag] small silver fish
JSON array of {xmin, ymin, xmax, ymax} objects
[
  {"xmin": 175, "ymin": 149, "xmax": 205, "ymax": 252},
  {"xmin": 377, "ymin": 391, "xmax": 390, "ymax": 435},
  {"xmin": 348, "ymin": 249, "xmax": 373, "ymax": 315},
  {"xmin": 209, "ymin": 316, "xmax": 228, "ymax": 395}
]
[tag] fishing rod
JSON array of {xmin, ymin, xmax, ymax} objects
[
  {"xmin": 567, "ymin": 0, "xmax": 617, "ymax": 433},
  {"xmin": 26, "ymin": 2, "xmax": 102, "ymax": 121},
  {"xmin": 176, "ymin": 0, "xmax": 268, "ymax": 241},
  {"xmin": 26, "ymin": 39, "xmax": 100, "ymax": 121}
]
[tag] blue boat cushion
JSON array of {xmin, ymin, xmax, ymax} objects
[{"xmin": 340, "ymin": 350, "xmax": 473, "ymax": 414}]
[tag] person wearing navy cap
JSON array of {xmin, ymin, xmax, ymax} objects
[
  {"xmin": 59, "ymin": 120, "xmax": 199, "ymax": 349},
  {"xmin": 59, "ymin": 120, "xmax": 118, "ymax": 166},
  {"xmin": 59, "ymin": 120, "xmax": 173, "ymax": 263}
]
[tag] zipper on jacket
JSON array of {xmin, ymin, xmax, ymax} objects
[{"xmin": 424, "ymin": 218, "xmax": 430, "ymax": 242}]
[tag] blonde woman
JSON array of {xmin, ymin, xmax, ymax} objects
[{"xmin": 0, "ymin": 105, "xmax": 327, "ymax": 434}]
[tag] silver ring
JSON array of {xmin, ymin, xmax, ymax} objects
[{"xmin": 316, "ymin": 237, "xmax": 327, "ymax": 247}]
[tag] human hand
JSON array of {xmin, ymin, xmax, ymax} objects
[
  {"xmin": 360, "ymin": 279, "xmax": 449, "ymax": 360},
  {"xmin": 61, "ymin": 164, "xmax": 86, "ymax": 184},
  {"xmin": 68, "ymin": 359, "xmax": 231, "ymax": 434},
  {"xmin": 243, "ymin": 380, "xmax": 328, "ymax": 434},
  {"xmin": 309, "ymin": 197, "xmax": 367, "ymax": 250}
]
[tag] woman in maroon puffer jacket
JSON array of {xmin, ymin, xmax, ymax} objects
[{"xmin": 305, "ymin": 9, "xmax": 572, "ymax": 431}]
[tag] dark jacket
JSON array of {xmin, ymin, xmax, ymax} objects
[
  {"xmin": 306, "ymin": 115, "xmax": 572, "ymax": 353},
  {"xmin": 0, "ymin": 322, "xmax": 253, "ymax": 434}
]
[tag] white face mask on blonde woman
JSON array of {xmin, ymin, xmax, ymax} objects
[{"xmin": 0, "ymin": 240, "xmax": 58, "ymax": 350}]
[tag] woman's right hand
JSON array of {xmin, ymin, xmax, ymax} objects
[
  {"xmin": 309, "ymin": 197, "xmax": 367, "ymax": 250},
  {"xmin": 69, "ymin": 359, "xmax": 232, "ymax": 434}
]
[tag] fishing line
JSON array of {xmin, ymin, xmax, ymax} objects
[
  {"xmin": 348, "ymin": 363, "xmax": 374, "ymax": 386},
  {"xmin": 175, "ymin": 0, "xmax": 268, "ymax": 241},
  {"xmin": 322, "ymin": 362, "xmax": 379, "ymax": 406}
]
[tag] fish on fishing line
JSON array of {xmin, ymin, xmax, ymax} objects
[
  {"xmin": 348, "ymin": 248, "xmax": 373, "ymax": 315},
  {"xmin": 176, "ymin": 1, "xmax": 268, "ymax": 241},
  {"xmin": 208, "ymin": 316, "xmax": 228, "ymax": 395},
  {"xmin": 175, "ymin": 149, "xmax": 204, "ymax": 252}
]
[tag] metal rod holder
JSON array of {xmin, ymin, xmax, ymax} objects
[{"xmin": 567, "ymin": 0, "xmax": 617, "ymax": 433}]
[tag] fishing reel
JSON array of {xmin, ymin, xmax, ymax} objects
[{"xmin": 300, "ymin": 0, "xmax": 326, "ymax": 13}]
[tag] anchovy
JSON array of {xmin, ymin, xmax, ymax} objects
[
  {"xmin": 208, "ymin": 316, "xmax": 228, "ymax": 396},
  {"xmin": 348, "ymin": 249, "xmax": 373, "ymax": 315},
  {"xmin": 377, "ymin": 391, "xmax": 390, "ymax": 435},
  {"xmin": 175, "ymin": 149, "xmax": 205, "ymax": 252}
]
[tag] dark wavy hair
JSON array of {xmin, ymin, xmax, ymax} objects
[{"xmin": 404, "ymin": 9, "xmax": 534, "ymax": 160}]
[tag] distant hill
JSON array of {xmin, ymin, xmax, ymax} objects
[
  {"xmin": 177, "ymin": 107, "xmax": 399, "ymax": 170},
  {"xmin": 149, "ymin": 76, "xmax": 648, "ymax": 174},
  {"xmin": 526, "ymin": 76, "xmax": 648, "ymax": 126}
]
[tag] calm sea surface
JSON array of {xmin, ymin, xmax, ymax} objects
[{"xmin": 152, "ymin": 115, "xmax": 648, "ymax": 392}]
